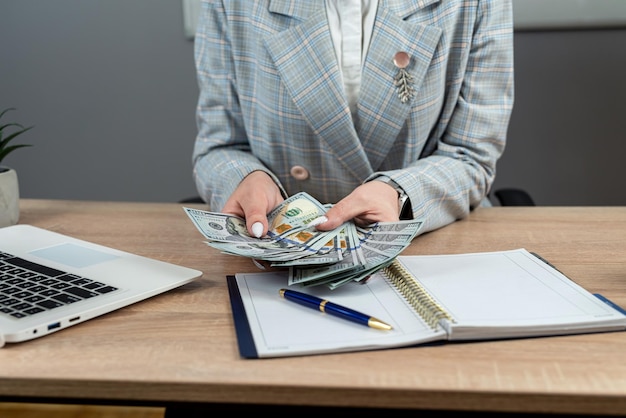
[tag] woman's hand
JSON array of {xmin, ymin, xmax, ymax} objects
[
  {"xmin": 221, "ymin": 171, "xmax": 284, "ymax": 238},
  {"xmin": 314, "ymin": 181, "xmax": 401, "ymax": 231}
]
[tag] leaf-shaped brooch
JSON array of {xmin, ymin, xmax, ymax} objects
[{"xmin": 393, "ymin": 51, "xmax": 415, "ymax": 104}]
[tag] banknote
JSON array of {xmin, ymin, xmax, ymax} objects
[
  {"xmin": 202, "ymin": 240, "xmax": 307, "ymax": 261},
  {"xmin": 184, "ymin": 208, "xmax": 263, "ymax": 243},
  {"xmin": 266, "ymin": 192, "xmax": 327, "ymax": 241},
  {"xmin": 293, "ymin": 241, "xmax": 398, "ymax": 287},
  {"xmin": 184, "ymin": 193, "xmax": 424, "ymax": 288}
]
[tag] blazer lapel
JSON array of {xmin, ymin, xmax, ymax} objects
[
  {"xmin": 265, "ymin": 2, "xmax": 374, "ymax": 182},
  {"xmin": 264, "ymin": 0, "xmax": 443, "ymax": 178},
  {"xmin": 358, "ymin": 0, "xmax": 442, "ymax": 171}
]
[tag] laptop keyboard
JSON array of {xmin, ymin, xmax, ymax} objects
[{"xmin": 0, "ymin": 251, "xmax": 118, "ymax": 319}]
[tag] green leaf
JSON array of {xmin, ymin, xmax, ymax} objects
[
  {"xmin": 0, "ymin": 108, "xmax": 34, "ymax": 164},
  {"xmin": 0, "ymin": 144, "xmax": 32, "ymax": 162},
  {"xmin": 0, "ymin": 108, "xmax": 17, "ymax": 120}
]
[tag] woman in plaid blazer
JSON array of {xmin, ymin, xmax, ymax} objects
[{"xmin": 192, "ymin": 0, "xmax": 514, "ymax": 238}]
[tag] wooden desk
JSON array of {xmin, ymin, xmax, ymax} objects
[{"xmin": 1, "ymin": 200, "xmax": 626, "ymax": 415}]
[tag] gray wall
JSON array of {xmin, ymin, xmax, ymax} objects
[
  {"xmin": 2, "ymin": 0, "xmax": 199, "ymax": 203},
  {"xmin": 494, "ymin": 28, "xmax": 626, "ymax": 206},
  {"xmin": 2, "ymin": 1, "xmax": 625, "ymax": 206}
]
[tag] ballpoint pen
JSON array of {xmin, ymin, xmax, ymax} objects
[{"xmin": 279, "ymin": 288, "xmax": 393, "ymax": 331}]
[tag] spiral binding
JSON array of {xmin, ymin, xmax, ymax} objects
[{"xmin": 383, "ymin": 259, "xmax": 455, "ymax": 330}]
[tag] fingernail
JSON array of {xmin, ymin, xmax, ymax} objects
[
  {"xmin": 251, "ymin": 222, "xmax": 264, "ymax": 238},
  {"xmin": 308, "ymin": 216, "xmax": 328, "ymax": 227}
]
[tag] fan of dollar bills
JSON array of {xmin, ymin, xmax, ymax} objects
[{"xmin": 184, "ymin": 192, "xmax": 423, "ymax": 289}]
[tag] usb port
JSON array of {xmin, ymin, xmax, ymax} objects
[{"xmin": 47, "ymin": 322, "xmax": 61, "ymax": 331}]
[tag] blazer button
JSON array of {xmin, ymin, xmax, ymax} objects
[{"xmin": 290, "ymin": 165, "xmax": 310, "ymax": 180}]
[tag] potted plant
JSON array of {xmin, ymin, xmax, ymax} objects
[{"xmin": 0, "ymin": 108, "xmax": 33, "ymax": 227}]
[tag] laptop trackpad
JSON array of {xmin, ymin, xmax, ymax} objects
[{"xmin": 30, "ymin": 243, "xmax": 120, "ymax": 268}]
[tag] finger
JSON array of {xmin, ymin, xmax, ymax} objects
[
  {"xmin": 222, "ymin": 194, "xmax": 268, "ymax": 237},
  {"xmin": 314, "ymin": 200, "xmax": 358, "ymax": 231},
  {"xmin": 221, "ymin": 200, "xmax": 244, "ymax": 218},
  {"xmin": 243, "ymin": 207, "xmax": 269, "ymax": 238}
]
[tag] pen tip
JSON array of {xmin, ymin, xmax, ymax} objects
[{"xmin": 369, "ymin": 318, "xmax": 393, "ymax": 331}]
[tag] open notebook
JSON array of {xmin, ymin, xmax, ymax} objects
[
  {"xmin": 228, "ymin": 248, "xmax": 626, "ymax": 358},
  {"xmin": 0, "ymin": 224, "xmax": 202, "ymax": 347}
]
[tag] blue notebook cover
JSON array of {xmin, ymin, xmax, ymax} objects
[{"xmin": 226, "ymin": 275, "xmax": 258, "ymax": 358}]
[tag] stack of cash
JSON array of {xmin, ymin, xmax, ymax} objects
[{"xmin": 184, "ymin": 192, "xmax": 423, "ymax": 289}]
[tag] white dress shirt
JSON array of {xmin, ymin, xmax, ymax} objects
[{"xmin": 325, "ymin": 0, "xmax": 378, "ymax": 118}]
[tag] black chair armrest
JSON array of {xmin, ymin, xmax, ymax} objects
[
  {"xmin": 179, "ymin": 196, "xmax": 205, "ymax": 204},
  {"xmin": 493, "ymin": 188, "xmax": 536, "ymax": 206}
]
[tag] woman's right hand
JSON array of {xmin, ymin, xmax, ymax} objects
[{"xmin": 221, "ymin": 171, "xmax": 284, "ymax": 238}]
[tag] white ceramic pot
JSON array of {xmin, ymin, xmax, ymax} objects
[{"xmin": 0, "ymin": 166, "xmax": 20, "ymax": 227}]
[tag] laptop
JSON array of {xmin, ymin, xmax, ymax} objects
[{"xmin": 0, "ymin": 224, "xmax": 202, "ymax": 347}]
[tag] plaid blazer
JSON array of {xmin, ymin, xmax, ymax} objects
[{"xmin": 193, "ymin": 0, "xmax": 514, "ymax": 234}]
